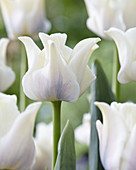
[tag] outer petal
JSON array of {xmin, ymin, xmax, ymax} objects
[
  {"xmin": 0, "ymin": 102, "xmax": 41, "ymax": 170},
  {"xmin": 95, "ymin": 102, "xmax": 127, "ymax": 170},
  {"xmin": 69, "ymin": 38, "xmax": 100, "ymax": 93},
  {"xmin": 18, "ymin": 36, "xmax": 43, "ymax": 70},
  {"xmin": 0, "ymin": 0, "xmax": 25, "ymax": 39},
  {"xmin": 39, "ymin": 32, "xmax": 72, "ymax": 63},
  {"xmin": 123, "ymin": 0, "xmax": 136, "ymax": 29},
  {"xmin": 0, "ymin": 38, "xmax": 9, "ymax": 62},
  {"xmin": 120, "ymin": 125, "xmax": 136, "ymax": 170},
  {"xmin": 0, "ymin": 93, "xmax": 19, "ymax": 139},
  {"xmin": 84, "ymin": 0, "xmax": 125, "ymax": 38},
  {"xmin": 22, "ymin": 41, "xmax": 80, "ymax": 102},
  {"xmin": 32, "ymin": 122, "xmax": 52, "ymax": 170},
  {"xmin": 75, "ymin": 113, "xmax": 91, "ymax": 146},
  {"xmin": 106, "ymin": 27, "xmax": 136, "ymax": 83},
  {"xmin": 0, "ymin": 38, "xmax": 15, "ymax": 91},
  {"xmin": 0, "ymin": 63, "xmax": 15, "ymax": 92},
  {"xmin": 80, "ymin": 66, "xmax": 96, "ymax": 96},
  {"xmin": 27, "ymin": 0, "xmax": 51, "ymax": 34}
]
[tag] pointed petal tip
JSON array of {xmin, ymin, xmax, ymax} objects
[
  {"xmin": 0, "ymin": 38, "xmax": 10, "ymax": 45},
  {"xmin": 18, "ymin": 36, "xmax": 31, "ymax": 42},
  {"xmin": 26, "ymin": 102, "xmax": 42, "ymax": 113},
  {"xmin": 39, "ymin": 32, "xmax": 48, "ymax": 38},
  {"xmin": 96, "ymin": 120, "xmax": 102, "ymax": 130},
  {"xmin": 105, "ymin": 27, "xmax": 124, "ymax": 38}
]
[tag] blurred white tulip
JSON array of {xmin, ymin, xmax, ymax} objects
[
  {"xmin": 84, "ymin": 0, "xmax": 136, "ymax": 38},
  {"xmin": 95, "ymin": 101, "xmax": 136, "ymax": 170},
  {"xmin": 106, "ymin": 27, "xmax": 136, "ymax": 83},
  {"xmin": 75, "ymin": 113, "xmax": 91, "ymax": 146},
  {"xmin": 0, "ymin": 92, "xmax": 41, "ymax": 170},
  {"xmin": 19, "ymin": 33, "xmax": 100, "ymax": 102},
  {"xmin": 0, "ymin": 0, "xmax": 51, "ymax": 39},
  {"xmin": 32, "ymin": 122, "xmax": 53, "ymax": 170},
  {"xmin": 0, "ymin": 38, "xmax": 15, "ymax": 91}
]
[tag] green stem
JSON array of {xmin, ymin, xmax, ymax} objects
[
  {"xmin": 112, "ymin": 43, "xmax": 120, "ymax": 102},
  {"xmin": 19, "ymin": 44, "xmax": 27, "ymax": 112},
  {"xmin": 52, "ymin": 101, "xmax": 62, "ymax": 170}
]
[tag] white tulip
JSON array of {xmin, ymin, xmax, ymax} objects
[
  {"xmin": 0, "ymin": 92, "xmax": 41, "ymax": 170},
  {"xmin": 106, "ymin": 27, "xmax": 136, "ymax": 83},
  {"xmin": 0, "ymin": 0, "xmax": 51, "ymax": 39},
  {"xmin": 75, "ymin": 113, "xmax": 91, "ymax": 146},
  {"xmin": 122, "ymin": 0, "xmax": 136, "ymax": 29},
  {"xmin": 19, "ymin": 33, "xmax": 100, "ymax": 102},
  {"xmin": 84, "ymin": 0, "xmax": 125, "ymax": 38},
  {"xmin": 95, "ymin": 101, "xmax": 136, "ymax": 170},
  {"xmin": 0, "ymin": 38, "xmax": 15, "ymax": 91},
  {"xmin": 84, "ymin": 0, "xmax": 136, "ymax": 38},
  {"xmin": 32, "ymin": 122, "xmax": 53, "ymax": 170}
]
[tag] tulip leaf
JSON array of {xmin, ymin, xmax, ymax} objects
[
  {"xmin": 89, "ymin": 59, "xmax": 115, "ymax": 170},
  {"xmin": 54, "ymin": 120, "xmax": 76, "ymax": 170}
]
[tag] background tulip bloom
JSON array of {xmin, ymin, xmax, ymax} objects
[
  {"xmin": 106, "ymin": 27, "xmax": 136, "ymax": 83},
  {"xmin": 19, "ymin": 33, "xmax": 100, "ymax": 102},
  {"xmin": 95, "ymin": 101, "xmax": 136, "ymax": 170},
  {"xmin": 84, "ymin": 0, "xmax": 125, "ymax": 38},
  {"xmin": 84, "ymin": 0, "xmax": 136, "ymax": 38},
  {"xmin": 0, "ymin": 0, "xmax": 51, "ymax": 39},
  {"xmin": 0, "ymin": 38, "xmax": 15, "ymax": 91},
  {"xmin": 75, "ymin": 113, "xmax": 90, "ymax": 146},
  {"xmin": 32, "ymin": 122, "xmax": 53, "ymax": 170},
  {"xmin": 0, "ymin": 92, "xmax": 41, "ymax": 170}
]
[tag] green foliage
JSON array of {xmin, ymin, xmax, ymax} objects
[
  {"xmin": 54, "ymin": 120, "xmax": 76, "ymax": 170},
  {"xmin": 89, "ymin": 60, "xmax": 115, "ymax": 170}
]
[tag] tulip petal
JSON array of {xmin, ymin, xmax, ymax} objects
[
  {"xmin": 120, "ymin": 125, "xmax": 136, "ymax": 170},
  {"xmin": 106, "ymin": 28, "xmax": 131, "ymax": 83},
  {"xmin": 69, "ymin": 38, "xmax": 100, "ymax": 87},
  {"xmin": 75, "ymin": 113, "xmax": 91, "ymax": 146},
  {"xmin": 0, "ymin": 38, "xmax": 9, "ymax": 62},
  {"xmin": 32, "ymin": 122, "xmax": 52, "ymax": 170},
  {"xmin": 0, "ymin": 38, "xmax": 15, "ymax": 91},
  {"xmin": 0, "ymin": 0, "xmax": 15, "ymax": 39},
  {"xmin": 27, "ymin": 0, "xmax": 51, "ymax": 34},
  {"xmin": 95, "ymin": 102, "xmax": 127, "ymax": 170},
  {"xmin": 0, "ymin": 93, "xmax": 19, "ymax": 139},
  {"xmin": 0, "ymin": 102, "xmax": 41, "ymax": 170},
  {"xmin": 22, "ymin": 41, "xmax": 80, "ymax": 102},
  {"xmin": 18, "ymin": 36, "xmax": 44, "ymax": 70},
  {"xmin": 39, "ymin": 32, "xmax": 67, "ymax": 47},
  {"xmin": 39, "ymin": 33, "xmax": 72, "ymax": 63},
  {"xmin": 80, "ymin": 66, "xmax": 96, "ymax": 96},
  {"xmin": 106, "ymin": 27, "xmax": 136, "ymax": 83},
  {"xmin": 84, "ymin": 0, "xmax": 125, "ymax": 38},
  {"xmin": 0, "ymin": 63, "xmax": 15, "ymax": 92}
]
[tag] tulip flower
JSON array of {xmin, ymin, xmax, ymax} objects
[
  {"xmin": 19, "ymin": 33, "xmax": 100, "ymax": 102},
  {"xmin": 84, "ymin": 0, "xmax": 136, "ymax": 38},
  {"xmin": 0, "ymin": 0, "xmax": 51, "ymax": 39},
  {"xmin": 95, "ymin": 101, "xmax": 136, "ymax": 170},
  {"xmin": 0, "ymin": 92, "xmax": 41, "ymax": 170},
  {"xmin": 0, "ymin": 38, "xmax": 15, "ymax": 91},
  {"xmin": 106, "ymin": 27, "xmax": 136, "ymax": 83},
  {"xmin": 75, "ymin": 113, "xmax": 90, "ymax": 146},
  {"xmin": 32, "ymin": 122, "xmax": 53, "ymax": 170},
  {"xmin": 84, "ymin": 0, "xmax": 125, "ymax": 38}
]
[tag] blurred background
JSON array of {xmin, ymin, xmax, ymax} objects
[{"xmin": 0, "ymin": 0, "xmax": 136, "ymax": 168}]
